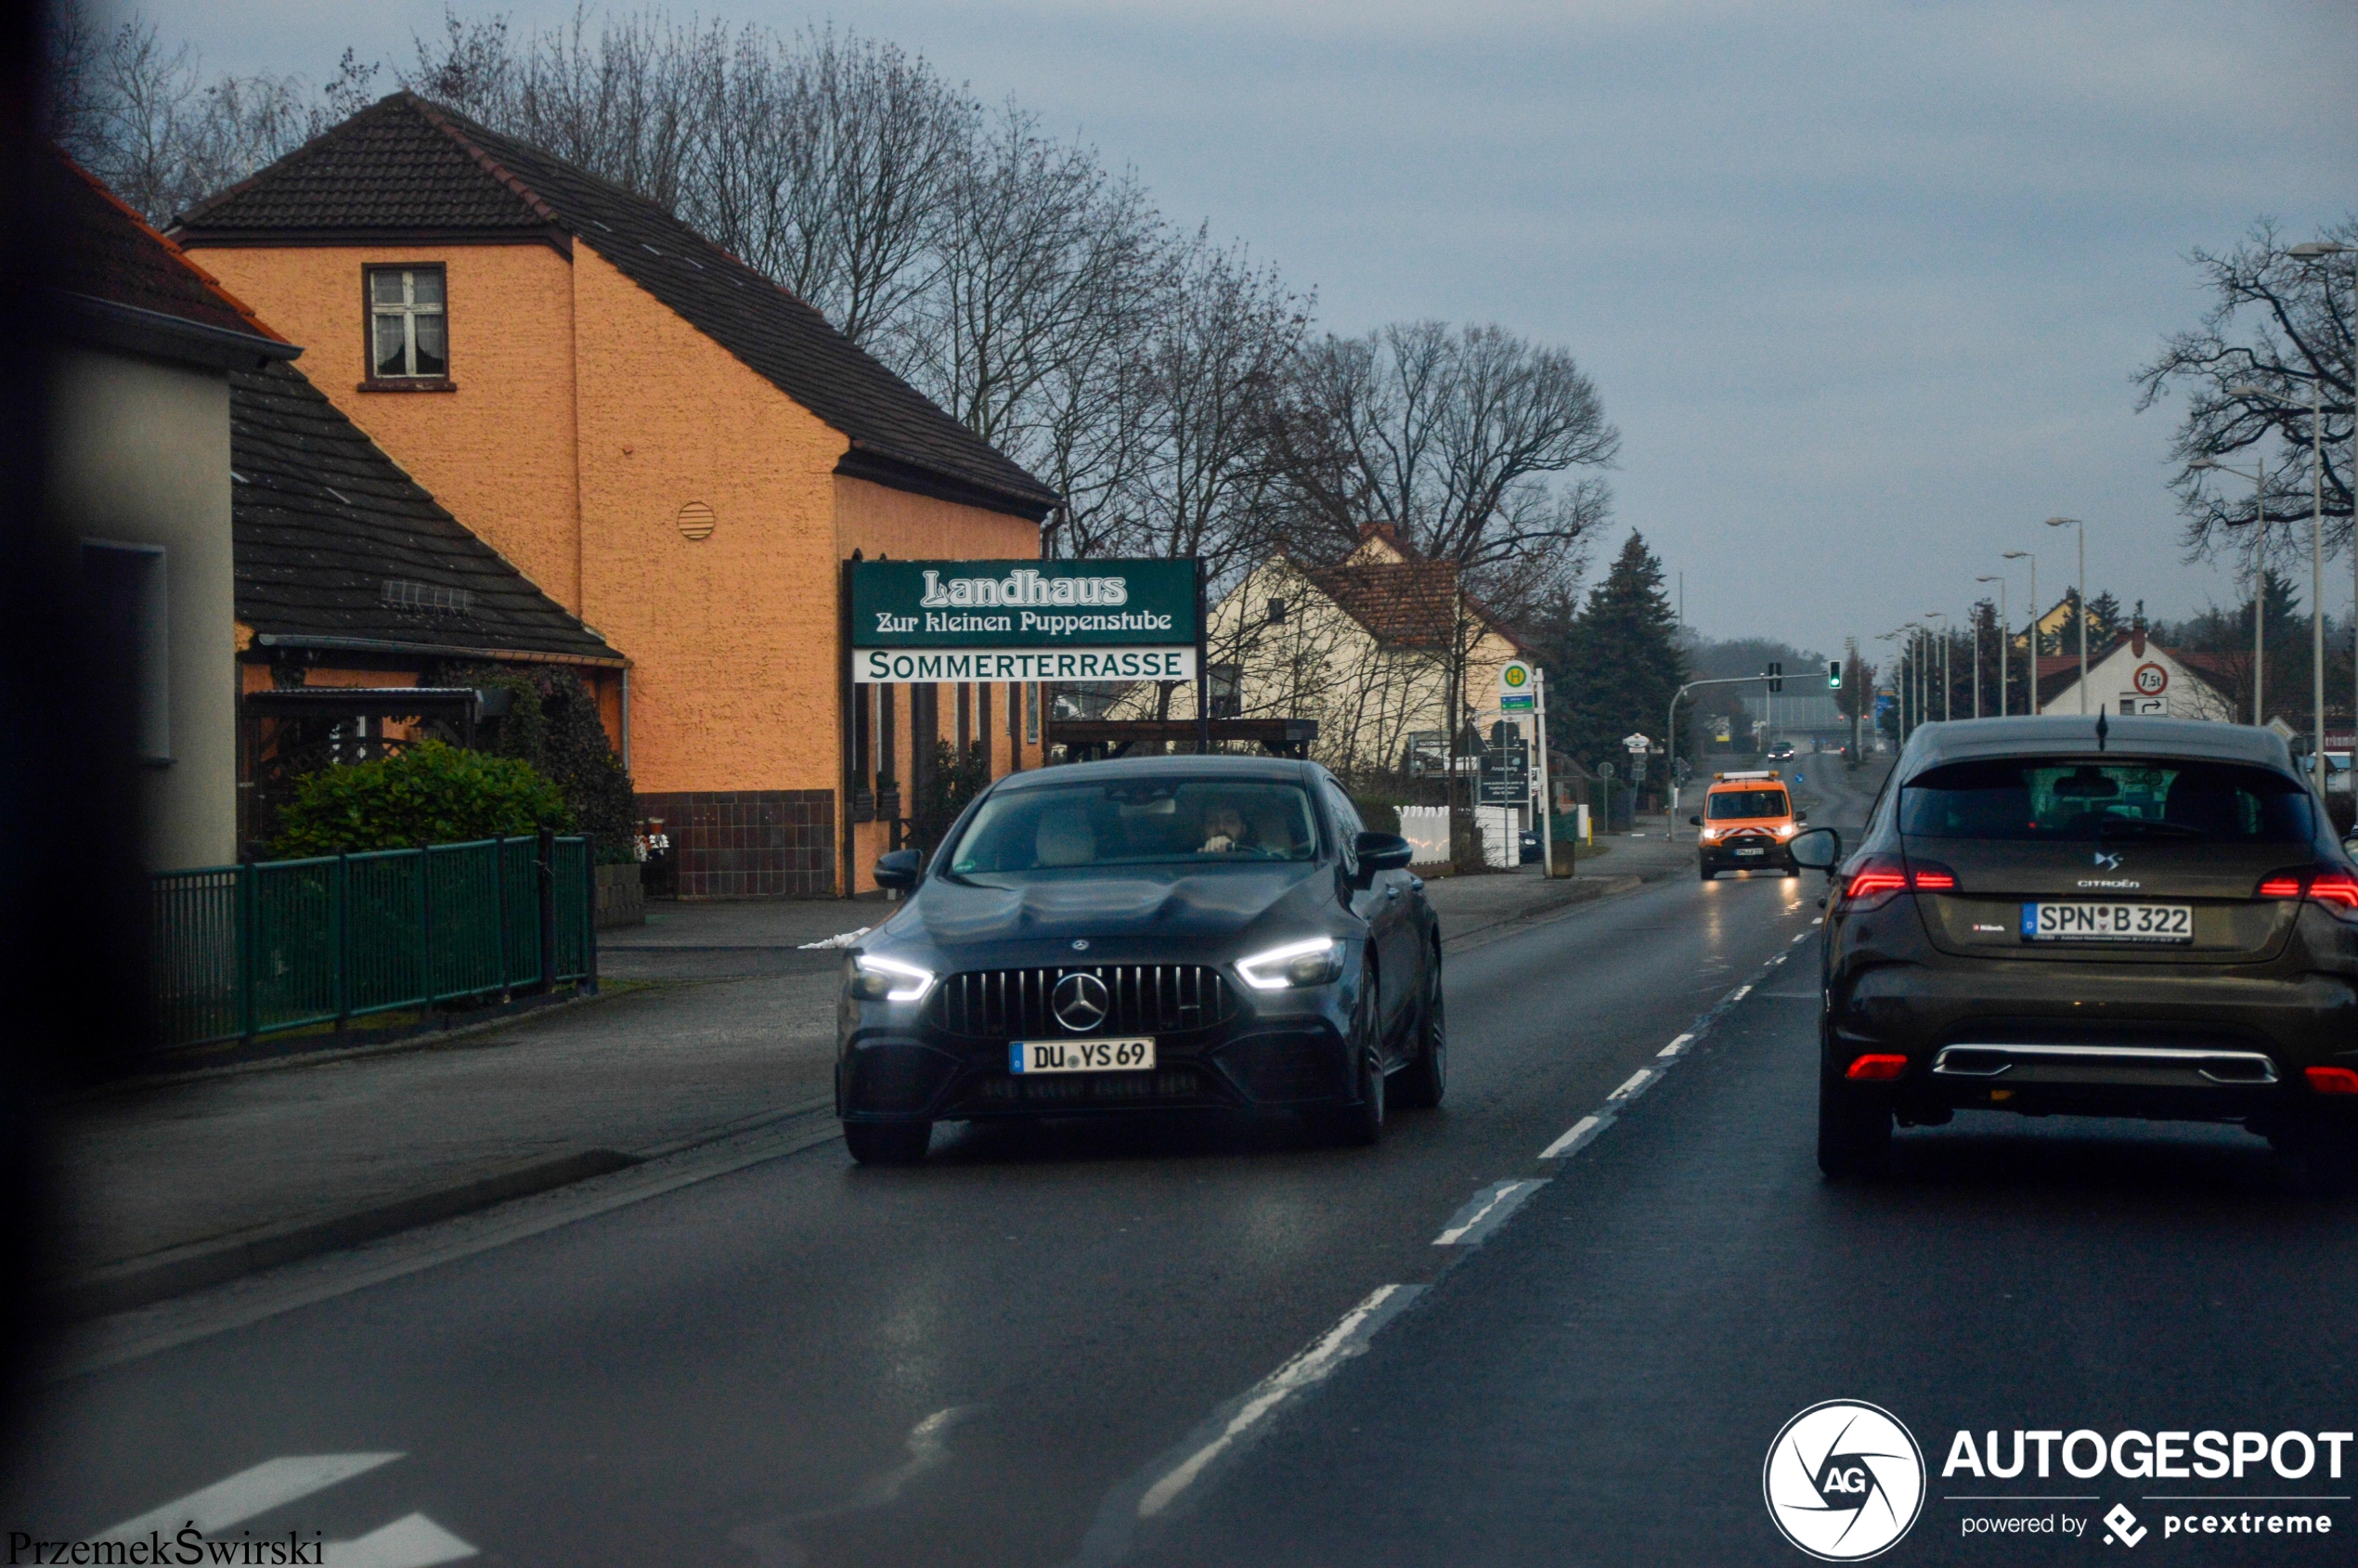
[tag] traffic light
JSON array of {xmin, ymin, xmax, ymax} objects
[
  {"xmin": 1827, "ymin": 660, "xmax": 1842, "ymax": 691},
  {"xmin": 1768, "ymin": 661, "xmax": 1783, "ymax": 693}
]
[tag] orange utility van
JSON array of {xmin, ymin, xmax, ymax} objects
[{"xmin": 1692, "ymin": 770, "xmax": 1804, "ymax": 880}]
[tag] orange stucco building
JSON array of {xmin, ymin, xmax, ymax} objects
[{"xmin": 176, "ymin": 93, "xmax": 1058, "ymax": 896}]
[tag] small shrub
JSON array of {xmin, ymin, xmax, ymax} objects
[
  {"xmin": 272, "ymin": 740, "xmax": 574, "ymax": 857},
  {"xmin": 437, "ymin": 665, "xmax": 637, "ymax": 861}
]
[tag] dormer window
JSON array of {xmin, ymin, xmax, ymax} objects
[{"xmin": 367, "ymin": 266, "xmax": 447, "ymax": 383}]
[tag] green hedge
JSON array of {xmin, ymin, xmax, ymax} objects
[{"xmin": 272, "ymin": 740, "xmax": 575, "ymax": 857}]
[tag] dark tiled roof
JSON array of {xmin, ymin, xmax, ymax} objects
[
  {"xmin": 233, "ymin": 359, "xmax": 620, "ymax": 666},
  {"xmin": 1302, "ymin": 560, "xmax": 1464, "ymax": 650},
  {"xmin": 48, "ymin": 149, "xmax": 286, "ymax": 343},
  {"xmin": 179, "ymin": 93, "xmax": 1057, "ymax": 519}
]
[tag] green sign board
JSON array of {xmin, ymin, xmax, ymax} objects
[{"xmin": 849, "ymin": 559, "xmax": 1198, "ymax": 683}]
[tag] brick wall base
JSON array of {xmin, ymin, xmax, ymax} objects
[{"xmin": 634, "ymin": 789, "xmax": 836, "ymax": 898}]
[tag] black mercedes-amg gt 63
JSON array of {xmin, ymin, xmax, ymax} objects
[
  {"xmin": 1794, "ymin": 715, "xmax": 2358, "ymax": 1185},
  {"xmin": 835, "ymin": 756, "xmax": 1445, "ymax": 1163}
]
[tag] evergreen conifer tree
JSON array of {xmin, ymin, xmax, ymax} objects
[{"xmin": 1556, "ymin": 532, "xmax": 1688, "ymax": 787}]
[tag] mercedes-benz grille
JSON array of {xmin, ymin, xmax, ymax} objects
[{"xmin": 929, "ymin": 965, "xmax": 1238, "ymax": 1039}]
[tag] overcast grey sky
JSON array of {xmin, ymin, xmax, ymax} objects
[{"xmin": 128, "ymin": 0, "xmax": 2355, "ymax": 659}]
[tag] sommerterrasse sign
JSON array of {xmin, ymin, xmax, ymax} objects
[{"xmin": 849, "ymin": 558, "xmax": 1199, "ymax": 682}]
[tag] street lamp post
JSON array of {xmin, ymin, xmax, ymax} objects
[
  {"xmin": 2004, "ymin": 551, "xmax": 2037, "ymax": 715},
  {"xmin": 1878, "ymin": 630, "xmax": 1904, "ymax": 744},
  {"xmin": 1905, "ymin": 622, "xmax": 1927, "ymax": 737},
  {"xmin": 1977, "ymin": 575, "xmax": 2007, "ymax": 717},
  {"xmin": 1999, "ymin": 547, "xmax": 2037, "ymax": 712},
  {"xmin": 2291, "ymin": 241, "xmax": 2355, "ymax": 782},
  {"xmin": 2046, "ymin": 517, "xmax": 2087, "ymax": 714},
  {"xmin": 2192, "ymin": 445, "xmax": 2271, "ymax": 726},
  {"xmin": 1925, "ymin": 612, "xmax": 1951, "ymax": 721}
]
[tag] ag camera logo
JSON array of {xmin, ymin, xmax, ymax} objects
[{"xmin": 1765, "ymin": 1400, "xmax": 1926, "ymax": 1561}]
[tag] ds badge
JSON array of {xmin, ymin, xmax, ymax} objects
[{"xmin": 1764, "ymin": 1400, "xmax": 1926, "ymax": 1561}]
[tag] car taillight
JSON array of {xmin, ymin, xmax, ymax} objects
[
  {"xmin": 2256, "ymin": 867, "xmax": 2358, "ymax": 920},
  {"xmin": 2308, "ymin": 869, "xmax": 2358, "ymax": 911},
  {"xmin": 1838, "ymin": 855, "xmax": 1956, "ymax": 912},
  {"xmin": 2305, "ymin": 1066, "xmax": 2358, "ymax": 1095},
  {"xmin": 1846, "ymin": 1054, "xmax": 1909, "ymax": 1081}
]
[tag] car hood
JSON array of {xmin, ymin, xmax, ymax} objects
[{"xmin": 875, "ymin": 862, "xmax": 1341, "ymax": 965}]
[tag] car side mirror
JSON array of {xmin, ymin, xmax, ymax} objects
[
  {"xmin": 1796, "ymin": 811, "xmax": 1808, "ymax": 824},
  {"xmin": 1688, "ymin": 815, "xmax": 1703, "ymax": 826},
  {"xmin": 1354, "ymin": 831, "xmax": 1414, "ymax": 877},
  {"xmin": 873, "ymin": 848, "xmax": 922, "ymax": 891},
  {"xmin": 1789, "ymin": 826, "xmax": 1842, "ymax": 873},
  {"xmin": 2343, "ymin": 834, "xmax": 2358, "ymax": 862}
]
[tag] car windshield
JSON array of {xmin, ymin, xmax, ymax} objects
[
  {"xmin": 948, "ymin": 779, "xmax": 1322, "ymax": 874},
  {"xmin": 1899, "ymin": 758, "xmax": 2314, "ymax": 843},
  {"xmin": 1708, "ymin": 789, "xmax": 1789, "ymax": 820}
]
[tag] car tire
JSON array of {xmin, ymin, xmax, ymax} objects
[
  {"xmin": 1699, "ymin": 863, "xmax": 1715, "ymax": 881},
  {"xmin": 1311, "ymin": 978, "xmax": 1385, "ymax": 1147},
  {"xmin": 1817, "ymin": 1078, "xmax": 1890, "ymax": 1179},
  {"xmin": 844, "ymin": 1120, "xmax": 932, "ymax": 1165},
  {"xmin": 1393, "ymin": 950, "xmax": 1446, "ymax": 1109}
]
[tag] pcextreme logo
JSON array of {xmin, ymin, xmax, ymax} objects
[{"xmin": 1765, "ymin": 1400, "xmax": 1927, "ymax": 1561}]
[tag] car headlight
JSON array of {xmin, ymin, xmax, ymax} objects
[
  {"xmin": 1699, "ymin": 827, "xmax": 1721, "ymax": 841},
  {"xmin": 1237, "ymin": 936, "xmax": 1343, "ymax": 991},
  {"xmin": 1776, "ymin": 823, "xmax": 1799, "ymax": 837},
  {"xmin": 848, "ymin": 953, "xmax": 937, "ymax": 1003}
]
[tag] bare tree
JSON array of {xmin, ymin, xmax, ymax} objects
[
  {"xmin": 46, "ymin": 6, "xmax": 378, "ymax": 226},
  {"xmin": 2139, "ymin": 219, "xmax": 2354, "ymax": 566},
  {"xmin": 900, "ymin": 106, "xmax": 1162, "ymax": 459},
  {"xmin": 1268, "ymin": 321, "xmax": 1616, "ymax": 811},
  {"xmin": 1271, "ymin": 321, "xmax": 1616, "ymax": 589},
  {"xmin": 734, "ymin": 29, "xmax": 975, "ymax": 346}
]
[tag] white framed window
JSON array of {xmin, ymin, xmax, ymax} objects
[
  {"xmin": 368, "ymin": 266, "xmax": 448, "ymax": 380},
  {"xmin": 81, "ymin": 540, "xmax": 170, "ymax": 762}
]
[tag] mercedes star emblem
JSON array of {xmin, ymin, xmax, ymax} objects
[{"xmin": 1052, "ymin": 971, "xmax": 1110, "ymax": 1033}]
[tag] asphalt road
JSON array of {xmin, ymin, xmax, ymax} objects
[{"xmin": 43, "ymin": 757, "xmax": 2326, "ymax": 1568}]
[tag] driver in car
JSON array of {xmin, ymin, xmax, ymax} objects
[{"xmin": 1199, "ymin": 801, "xmax": 1249, "ymax": 853}]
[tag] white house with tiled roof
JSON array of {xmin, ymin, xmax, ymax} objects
[
  {"xmin": 2038, "ymin": 629, "xmax": 2239, "ymax": 723},
  {"xmin": 1134, "ymin": 526, "xmax": 1535, "ymax": 781}
]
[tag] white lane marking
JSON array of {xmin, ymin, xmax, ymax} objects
[
  {"xmin": 1432, "ymin": 1179, "xmax": 1548, "ymax": 1245},
  {"xmin": 1538, "ymin": 1113, "xmax": 1609, "ymax": 1160},
  {"xmin": 1137, "ymin": 1285, "xmax": 1412, "ymax": 1517},
  {"xmin": 1608, "ymin": 1068, "xmax": 1657, "ymax": 1101},
  {"xmin": 1792, "ymin": 932, "xmax": 1808, "ymax": 943},
  {"xmin": 1769, "ymin": 954, "xmax": 1786, "ymax": 965},
  {"xmin": 797, "ymin": 927, "xmax": 872, "ymax": 950},
  {"xmin": 1812, "ymin": 916, "xmax": 1824, "ymax": 926},
  {"xmin": 97, "ymin": 1455, "xmax": 402, "ymax": 1539},
  {"xmin": 1657, "ymin": 1032, "xmax": 1695, "ymax": 1058},
  {"xmin": 324, "ymin": 1514, "xmax": 478, "ymax": 1567},
  {"xmin": 1728, "ymin": 984, "xmax": 1752, "ymax": 1002}
]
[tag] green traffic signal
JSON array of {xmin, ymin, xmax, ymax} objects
[{"xmin": 1828, "ymin": 660, "xmax": 1842, "ymax": 691}]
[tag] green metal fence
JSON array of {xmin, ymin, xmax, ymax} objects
[{"xmin": 152, "ymin": 834, "xmax": 595, "ymax": 1050}]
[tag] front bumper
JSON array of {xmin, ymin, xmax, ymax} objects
[
  {"xmin": 837, "ymin": 975, "xmax": 1358, "ymax": 1122},
  {"xmin": 1701, "ymin": 838, "xmax": 1795, "ymax": 872}
]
